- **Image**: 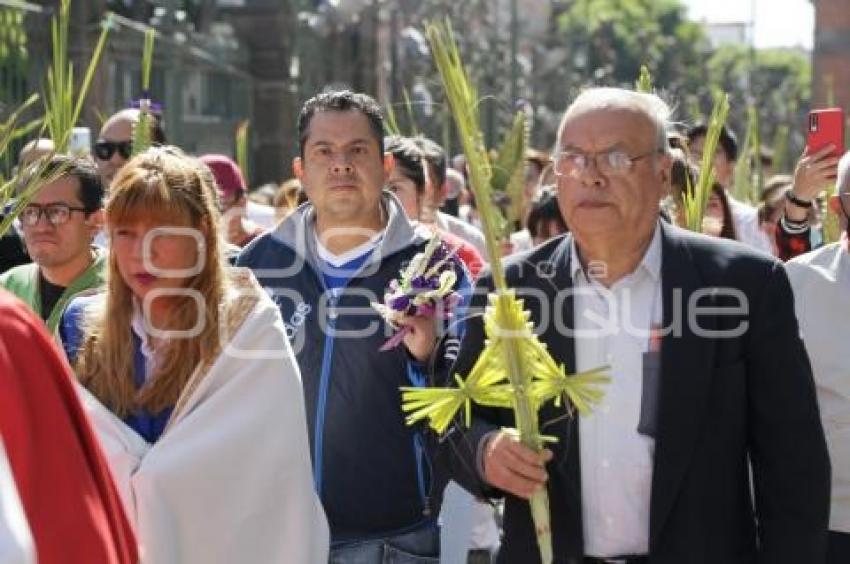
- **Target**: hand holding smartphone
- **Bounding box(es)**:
[800,108,845,186]
[806,108,845,159]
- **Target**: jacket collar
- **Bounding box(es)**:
[568,221,663,283]
[270,190,429,277]
[43,246,107,333]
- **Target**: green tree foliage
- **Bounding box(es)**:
[530,0,810,168]
[706,44,810,171]
[0,7,30,174]
[0,7,29,110]
[555,0,709,89]
[522,0,711,144]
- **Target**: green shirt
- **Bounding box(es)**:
[0,247,106,333]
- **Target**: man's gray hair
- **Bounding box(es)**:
[558,87,672,153]
[837,150,850,196]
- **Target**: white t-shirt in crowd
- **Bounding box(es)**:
[437,211,487,258]
[246,201,277,230]
[727,194,773,255]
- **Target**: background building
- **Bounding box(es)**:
[5,0,254,179]
[811,0,850,122]
[1,0,844,186]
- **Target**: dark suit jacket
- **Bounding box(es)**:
[445,223,830,564]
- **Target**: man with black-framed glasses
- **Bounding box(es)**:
[94,108,166,188]
[1,155,106,333]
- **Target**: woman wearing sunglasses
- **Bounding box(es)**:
[60,147,329,563]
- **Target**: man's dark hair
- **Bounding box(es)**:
[412,136,446,188]
[35,155,105,213]
[526,187,568,239]
[297,90,385,158]
[711,183,738,241]
[686,123,738,162]
[384,135,426,192]
[149,112,167,145]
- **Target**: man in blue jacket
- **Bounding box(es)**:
[238,90,469,563]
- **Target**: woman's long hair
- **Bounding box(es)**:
[670,155,737,241]
[76,147,228,417]
[711,184,738,241]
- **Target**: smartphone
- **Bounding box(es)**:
[68,127,92,158]
[806,108,845,158]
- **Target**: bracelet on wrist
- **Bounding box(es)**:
[780,215,810,234]
[785,190,813,209]
[783,215,808,227]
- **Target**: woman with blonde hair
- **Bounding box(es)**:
[60,147,328,564]
[273,177,307,222]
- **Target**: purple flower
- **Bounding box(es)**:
[390,295,411,312]
[411,276,439,290]
[375,236,464,351]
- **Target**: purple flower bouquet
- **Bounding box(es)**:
[372,235,463,351]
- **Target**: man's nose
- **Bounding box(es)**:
[578,156,606,187]
[330,154,355,175]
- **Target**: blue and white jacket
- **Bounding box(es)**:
[237,192,472,545]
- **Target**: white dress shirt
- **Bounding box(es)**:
[571,223,662,557]
[786,241,850,533]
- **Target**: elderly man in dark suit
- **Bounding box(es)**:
[447,87,830,564]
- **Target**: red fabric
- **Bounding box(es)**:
[775,221,811,262]
[0,290,138,564]
[199,154,246,198]
[436,229,484,280]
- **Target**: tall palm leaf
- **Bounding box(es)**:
[399,21,608,564]
[43,0,112,152]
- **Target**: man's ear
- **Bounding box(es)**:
[656,152,673,194]
[383,153,395,176]
[293,157,303,179]
[85,209,104,235]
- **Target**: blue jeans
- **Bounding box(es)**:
[329,526,440,564]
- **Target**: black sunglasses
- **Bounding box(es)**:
[94,140,133,161]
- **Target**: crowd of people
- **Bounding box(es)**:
[0,85,847,564]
